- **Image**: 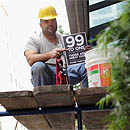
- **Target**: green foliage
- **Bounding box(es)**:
[57,25,70,35]
[73,83,81,90]
[96,0,130,129]
[75,120,87,130]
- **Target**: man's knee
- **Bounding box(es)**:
[31,62,46,73]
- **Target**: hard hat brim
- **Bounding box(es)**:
[38,15,57,20]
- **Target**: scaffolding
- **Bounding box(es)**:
[0,85,111,130]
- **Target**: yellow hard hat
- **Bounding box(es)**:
[38,5,57,20]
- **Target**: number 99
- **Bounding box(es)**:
[65,34,84,48]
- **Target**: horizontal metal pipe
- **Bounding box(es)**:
[0,106,112,117]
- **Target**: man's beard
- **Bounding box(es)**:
[43,26,57,36]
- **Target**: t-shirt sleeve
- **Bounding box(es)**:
[25,36,39,53]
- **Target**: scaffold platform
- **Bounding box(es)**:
[0,85,110,130]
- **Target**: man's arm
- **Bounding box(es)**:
[24,48,67,66]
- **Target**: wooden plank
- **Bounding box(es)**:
[15,115,51,130]
[0,91,37,109]
[46,113,75,130]
[82,110,110,130]
[75,87,107,106]
[33,85,75,130]
[75,87,109,130]
[0,91,51,130]
[33,85,74,107]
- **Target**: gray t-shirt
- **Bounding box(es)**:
[25,32,65,65]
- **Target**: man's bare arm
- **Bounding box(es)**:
[24,48,67,66]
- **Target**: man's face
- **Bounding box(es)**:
[40,19,57,36]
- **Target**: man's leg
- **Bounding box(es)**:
[31,62,56,87]
[67,63,88,88]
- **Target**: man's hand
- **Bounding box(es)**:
[50,48,67,59]
[85,45,92,52]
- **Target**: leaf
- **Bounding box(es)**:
[95,0,130,129]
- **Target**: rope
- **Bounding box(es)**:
[14,121,18,130]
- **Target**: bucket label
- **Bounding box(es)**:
[87,64,101,87]
[87,63,112,87]
[88,64,98,74]
[99,63,112,87]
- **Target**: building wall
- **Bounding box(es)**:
[0,2,30,130]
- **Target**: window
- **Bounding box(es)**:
[90,2,124,28]
[88,0,127,42]
[89,0,105,5]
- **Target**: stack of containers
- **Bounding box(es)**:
[85,48,112,87]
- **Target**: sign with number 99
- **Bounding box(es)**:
[63,32,87,65]
[65,34,84,48]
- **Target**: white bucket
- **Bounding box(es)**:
[85,48,112,87]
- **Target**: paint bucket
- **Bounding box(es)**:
[85,48,112,87]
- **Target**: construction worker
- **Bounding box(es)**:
[24,5,91,88]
